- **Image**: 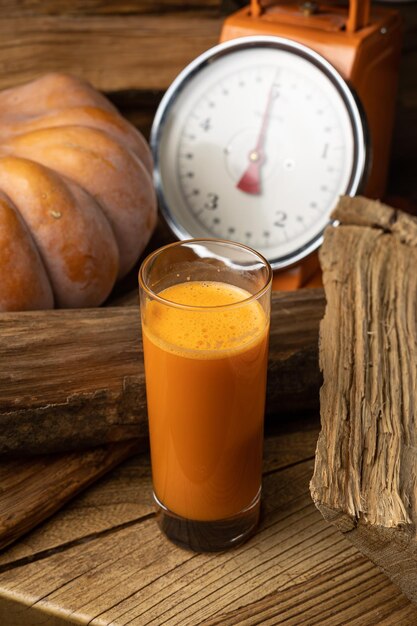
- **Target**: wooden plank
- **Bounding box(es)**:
[0,441,139,552]
[0,416,319,568]
[0,13,222,92]
[0,427,415,625]
[310,196,417,604]
[0,0,222,16]
[0,289,324,456]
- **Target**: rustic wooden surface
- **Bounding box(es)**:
[0,441,140,552]
[0,289,324,456]
[0,415,416,625]
[1,1,221,14]
[310,196,417,605]
[0,7,223,92]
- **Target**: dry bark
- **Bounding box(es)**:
[310,195,417,603]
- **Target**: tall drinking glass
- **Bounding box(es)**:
[139,239,272,552]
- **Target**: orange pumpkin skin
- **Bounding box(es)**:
[0,73,157,311]
[0,192,54,311]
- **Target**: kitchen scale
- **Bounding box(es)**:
[151,0,402,288]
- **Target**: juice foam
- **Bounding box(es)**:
[143,281,267,356]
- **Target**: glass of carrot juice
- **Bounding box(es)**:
[139,239,272,552]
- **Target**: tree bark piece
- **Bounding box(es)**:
[310,195,417,604]
[0,289,324,457]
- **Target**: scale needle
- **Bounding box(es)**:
[236,80,278,195]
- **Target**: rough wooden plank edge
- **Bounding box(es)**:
[332,195,417,245]
[0,289,324,456]
[310,195,417,604]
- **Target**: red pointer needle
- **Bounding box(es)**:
[236,81,277,195]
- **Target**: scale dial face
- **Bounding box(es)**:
[151,36,367,269]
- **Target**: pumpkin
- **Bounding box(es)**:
[0,73,157,311]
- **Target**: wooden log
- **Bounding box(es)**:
[0,289,324,456]
[310,196,417,604]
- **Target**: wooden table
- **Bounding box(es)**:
[0,414,416,626]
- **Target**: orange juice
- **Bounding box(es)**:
[142,280,269,522]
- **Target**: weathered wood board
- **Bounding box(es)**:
[1,1,222,14]
[0,289,324,456]
[0,417,416,625]
[0,10,222,92]
[310,196,417,604]
[0,440,139,552]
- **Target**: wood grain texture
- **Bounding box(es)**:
[0,416,318,568]
[0,418,416,626]
[310,196,417,604]
[0,289,324,456]
[0,307,148,455]
[0,0,221,16]
[0,12,221,92]
[0,440,140,552]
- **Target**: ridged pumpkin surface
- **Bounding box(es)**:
[0,73,157,311]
